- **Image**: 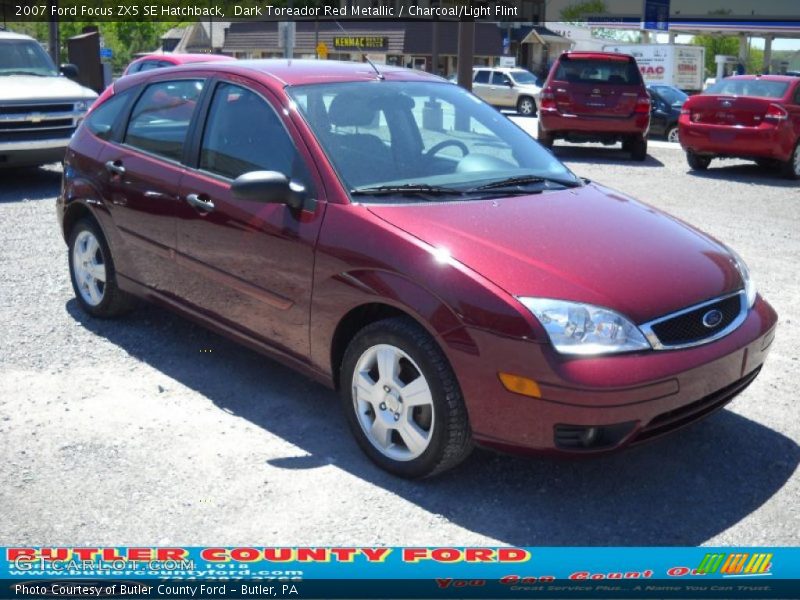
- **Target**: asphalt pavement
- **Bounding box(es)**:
[1,136,798,547]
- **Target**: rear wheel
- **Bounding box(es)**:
[666,126,680,144]
[68,218,135,318]
[340,317,472,478]
[687,151,711,171]
[780,142,800,180]
[629,137,648,161]
[516,95,536,116]
[537,123,554,149]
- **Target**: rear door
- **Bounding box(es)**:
[551,55,642,117]
[174,77,326,358]
[472,69,493,104]
[490,71,515,107]
[97,78,205,292]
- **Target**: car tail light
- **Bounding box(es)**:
[764,104,788,122]
[539,88,556,110]
[634,95,651,114]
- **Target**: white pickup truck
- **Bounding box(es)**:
[0,30,97,168]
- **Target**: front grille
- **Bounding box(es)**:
[0,128,75,143]
[633,367,761,443]
[649,294,742,347]
[0,118,73,131]
[0,103,74,115]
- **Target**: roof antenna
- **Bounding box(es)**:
[334,20,384,80]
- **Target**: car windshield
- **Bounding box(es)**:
[652,86,688,106]
[0,39,59,77]
[510,70,538,85]
[287,81,579,201]
[705,79,789,99]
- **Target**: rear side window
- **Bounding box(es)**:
[473,70,490,84]
[199,83,304,182]
[85,91,131,141]
[706,79,789,99]
[124,79,204,161]
[555,58,642,85]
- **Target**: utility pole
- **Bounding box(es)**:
[430,0,439,75]
[48,0,60,64]
[283,0,295,59]
[456,21,474,91]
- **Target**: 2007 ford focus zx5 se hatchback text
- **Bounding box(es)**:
[58,60,777,478]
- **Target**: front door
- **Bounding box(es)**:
[174,80,325,359]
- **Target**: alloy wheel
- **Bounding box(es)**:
[352,344,435,461]
[667,127,680,144]
[72,230,106,306]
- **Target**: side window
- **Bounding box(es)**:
[124,79,204,161]
[127,62,142,74]
[85,91,131,141]
[794,84,800,105]
[491,71,506,85]
[138,61,161,72]
[473,70,490,84]
[200,83,302,181]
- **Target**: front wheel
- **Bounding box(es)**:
[687,151,711,171]
[516,96,536,116]
[780,141,800,180]
[68,218,136,318]
[340,317,472,478]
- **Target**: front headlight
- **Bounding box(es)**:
[727,247,757,308]
[519,298,651,356]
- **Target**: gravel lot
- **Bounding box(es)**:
[1,134,798,547]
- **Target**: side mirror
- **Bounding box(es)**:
[60,63,80,80]
[504,79,514,87]
[231,171,311,211]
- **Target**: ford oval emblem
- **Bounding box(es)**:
[702,309,724,328]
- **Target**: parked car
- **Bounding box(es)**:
[679,75,800,179]
[122,53,235,77]
[538,51,651,160]
[0,30,97,168]
[648,84,688,143]
[59,60,776,478]
[471,67,543,116]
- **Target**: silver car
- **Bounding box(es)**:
[471,67,543,116]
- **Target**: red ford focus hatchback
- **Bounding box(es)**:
[680,75,800,178]
[58,60,777,478]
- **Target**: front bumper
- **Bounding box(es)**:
[0,138,70,167]
[453,296,777,454]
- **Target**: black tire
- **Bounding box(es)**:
[68,218,136,318]
[537,123,554,149]
[779,142,800,180]
[755,158,777,170]
[339,317,472,478]
[629,137,648,161]
[516,95,536,116]
[687,151,711,171]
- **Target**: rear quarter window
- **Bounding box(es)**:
[555,58,642,85]
[84,91,132,141]
[473,70,490,84]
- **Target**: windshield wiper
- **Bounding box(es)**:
[350,183,465,197]
[470,175,581,191]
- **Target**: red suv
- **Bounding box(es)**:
[538,51,651,160]
[58,60,776,478]
[679,75,800,179]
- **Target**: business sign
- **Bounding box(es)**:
[333,36,388,51]
[642,0,670,31]
[99,47,113,59]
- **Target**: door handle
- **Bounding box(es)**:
[105,160,125,176]
[186,193,215,213]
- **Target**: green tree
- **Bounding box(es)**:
[690,34,740,77]
[560,0,607,23]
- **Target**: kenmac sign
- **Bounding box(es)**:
[333,36,389,50]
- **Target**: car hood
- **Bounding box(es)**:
[367,183,742,324]
[0,75,97,101]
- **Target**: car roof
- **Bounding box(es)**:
[117,59,444,90]
[718,74,798,82]
[134,53,235,64]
